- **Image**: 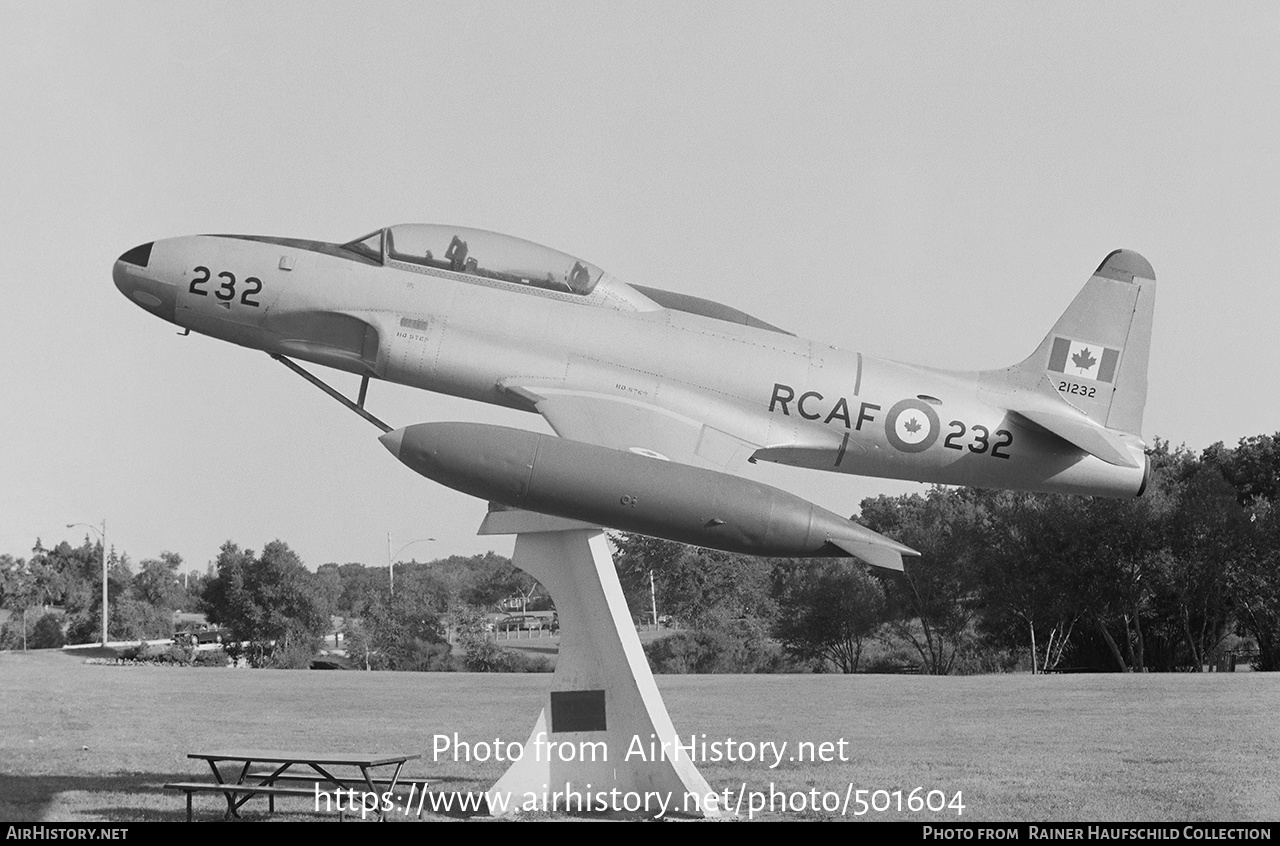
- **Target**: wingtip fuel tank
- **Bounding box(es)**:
[380,421,917,570]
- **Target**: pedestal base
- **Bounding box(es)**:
[481,515,722,818]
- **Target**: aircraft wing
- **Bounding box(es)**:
[500,383,761,473]
[497,381,917,570]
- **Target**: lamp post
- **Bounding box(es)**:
[650,569,658,630]
[387,534,436,596]
[67,519,107,646]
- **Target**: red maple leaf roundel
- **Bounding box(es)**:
[904,416,922,434]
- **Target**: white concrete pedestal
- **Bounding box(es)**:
[479,509,722,818]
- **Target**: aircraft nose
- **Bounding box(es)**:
[114,241,178,323]
[113,242,154,294]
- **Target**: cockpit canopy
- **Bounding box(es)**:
[342,224,605,296]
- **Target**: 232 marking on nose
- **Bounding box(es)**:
[189,266,262,307]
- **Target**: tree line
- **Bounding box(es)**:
[3,432,1277,674]
[0,535,541,670]
[615,434,1280,674]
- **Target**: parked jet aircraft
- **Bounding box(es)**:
[113,225,1155,570]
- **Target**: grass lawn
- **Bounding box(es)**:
[1,648,1277,822]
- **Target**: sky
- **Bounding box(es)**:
[3,2,1278,575]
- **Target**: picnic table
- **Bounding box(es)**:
[165,748,423,821]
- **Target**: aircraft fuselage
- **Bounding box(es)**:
[113,227,1151,502]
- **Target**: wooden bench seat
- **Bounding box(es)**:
[164,781,343,821]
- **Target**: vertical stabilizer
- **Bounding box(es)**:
[1004,250,1155,436]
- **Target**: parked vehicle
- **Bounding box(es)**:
[496,614,544,631]
[174,628,225,646]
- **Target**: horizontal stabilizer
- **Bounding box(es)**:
[828,534,919,572]
[1012,377,1140,468]
[1015,407,1139,468]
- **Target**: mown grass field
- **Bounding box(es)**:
[1,648,1277,822]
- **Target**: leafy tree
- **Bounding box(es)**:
[611,533,776,629]
[177,569,208,610]
[773,561,886,672]
[343,617,376,671]
[0,555,40,639]
[0,619,32,652]
[390,562,452,614]
[356,587,450,671]
[7,546,67,611]
[453,605,548,672]
[1205,433,1280,505]
[1160,460,1252,669]
[329,561,384,617]
[0,556,41,650]
[1194,435,1280,670]
[202,540,328,668]
[1067,458,1193,672]
[133,552,185,610]
[458,558,536,609]
[115,551,187,639]
[858,488,984,674]
[1237,499,1280,670]
[978,491,1088,673]
[315,563,344,619]
[322,554,532,626]
[62,545,144,643]
[454,606,509,671]
[43,538,112,625]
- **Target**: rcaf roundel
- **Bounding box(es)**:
[884,398,940,453]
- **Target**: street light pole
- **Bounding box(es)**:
[101,520,106,646]
[67,519,107,646]
[650,569,658,630]
[388,535,436,597]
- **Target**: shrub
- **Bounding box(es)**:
[0,622,18,651]
[193,649,228,667]
[643,624,801,674]
[951,644,1022,675]
[645,630,735,673]
[117,642,146,661]
[460,637,551,672]
[157,643,194,665]
[390,638,455,672]
[861,638,920,674]
[267,639,321,669]
[29,614,66,649]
